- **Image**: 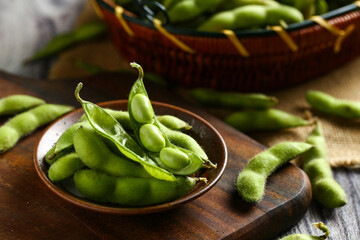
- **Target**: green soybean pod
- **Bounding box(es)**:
[197,5,267,32]
[75,83,176,182]
[237,141,312,202]
[73,127,152,178]
[74,169,199,206]
[157,115,192,131]
[280,222,329,240]
[190,88,278,109]
[0,104,73,152]
[306,90,360,118]
[225,109,309,132]
[0,95,45,116]
[48,152,85,182]
[158,122,208,161]
[265,4,304,26]
[220,0,280,11]
[302,122,346,208]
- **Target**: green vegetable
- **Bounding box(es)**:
[302,122,346,208]
[236,141,312,202]
[48,152,85,182]
[190,88,278,109]
[74,169,199,206]
[128,62,210,175]
[24,22,108,64]
[73,127,152,178]
[0,104,73,152]
[157,115,192,130]
[225,109,310,132]
[75,82,176,181]
[280,222,329,240]
[306,90,360,118]
[0,95,45,115]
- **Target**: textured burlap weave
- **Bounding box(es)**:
[49,2,360,168]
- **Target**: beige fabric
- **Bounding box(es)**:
[49,2,360,168]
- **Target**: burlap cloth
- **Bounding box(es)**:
[49,2,360,168]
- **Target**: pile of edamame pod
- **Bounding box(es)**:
[191,89,356,239]
[45,62,215,207]
[116,0,352,31]
[0,95,73,153]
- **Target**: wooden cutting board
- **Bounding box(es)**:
[0,71,311,240]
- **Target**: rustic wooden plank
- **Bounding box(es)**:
[0,71,311,239]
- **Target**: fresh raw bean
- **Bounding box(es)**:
[280,222,329,240]
[48,152,85,182]
[73,127,152,178]
[302,122,346,208]
[306,90,360,118]
[220,0,280,11]
[74,169,199,206]
[197,4,303,32]
[157,115,192,130]
[139,124,166,152]
[0,104,73,152]
[265,4,305,25]
[160,147,190,170]
[45,145,74,165]
[315,0,328,15]
[225,109,310,132]
[158,122,208,161]
[168,0,224,23]
[130,94,154,124]
[198,5,267,32]
[190,88,278,109]
[75,82,176,181]
[24,22,108,64]
[0,95,45,115]
[128,62,209,175]
[236,142,312,202]
[47,122,90,161]
[277,0,315,19]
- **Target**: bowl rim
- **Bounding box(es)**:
[98,0,359,38]
[33,100,227,215]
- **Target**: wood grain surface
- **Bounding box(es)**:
[0,71,311,240]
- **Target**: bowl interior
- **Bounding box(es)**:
[34,100,227,215]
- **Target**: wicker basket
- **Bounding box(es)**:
[94,0,360,92]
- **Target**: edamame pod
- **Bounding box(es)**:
[74,169,198,206]
[306,90,360,118]
[75,83,176,181]
[48,152,85,182]
[0,95,45,115]
[190,88,278,109]
[0,104,73,152]
[168,0,224,23]
[302,122,346,208]
[265,4,304,25]
[220,0,280,11]
[237,142,313,202]
[128,62,208,175]
[280,222,329,240]
[225,109,309,132]
[73,127,152,178]
[79,108,132,129]
[157,115,192,131]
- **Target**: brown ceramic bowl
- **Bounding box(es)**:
[34,100,227,215]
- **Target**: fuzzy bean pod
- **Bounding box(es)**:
[0,95,45,116]
[0,104,73,152]
[280,222,329,240]
[74,169,198,206]
[220,0,280,11]
[306,90,360,118]
[225,109,309,132]
[237,142,312,202]
[157,115,192,131]
[190,88,278,109]
[302,122,346,208]
[73,127,152,178]
[48,152,85,182]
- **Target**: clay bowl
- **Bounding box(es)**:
[34,100,227,215]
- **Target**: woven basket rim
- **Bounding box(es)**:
[97,0,359,38]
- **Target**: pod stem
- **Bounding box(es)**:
[203,160,217,169]
[130,62,144,80]
[312,222,329,239]
[75,82,84,103]
[197,177,208,184]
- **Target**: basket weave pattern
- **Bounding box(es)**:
[101,3,360,92]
